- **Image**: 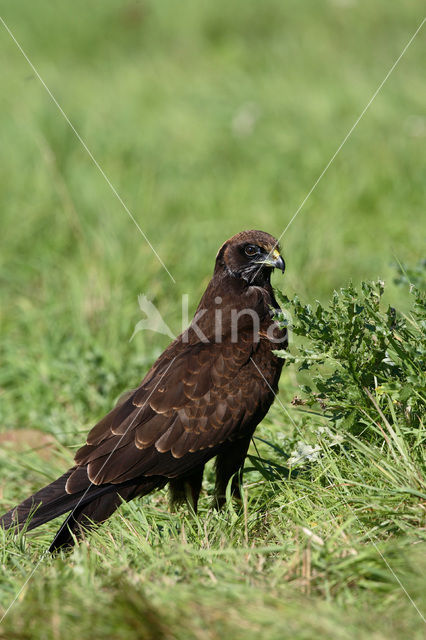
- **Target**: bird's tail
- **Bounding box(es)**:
[0,468,166,551]
[0,468,83,533]
[47,477,165,552]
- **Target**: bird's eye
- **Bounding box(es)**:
[244,245,259,256]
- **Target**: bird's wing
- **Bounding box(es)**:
[69,335,269,491]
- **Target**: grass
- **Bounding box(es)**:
[0,1,425,638]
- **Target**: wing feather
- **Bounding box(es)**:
[72,336,272,487]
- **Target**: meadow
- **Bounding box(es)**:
[0,1,425,638]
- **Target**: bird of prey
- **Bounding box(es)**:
[0,230,287,551]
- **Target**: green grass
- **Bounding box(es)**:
[0,1,425,638]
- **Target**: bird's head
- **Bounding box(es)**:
[215,230,285,286]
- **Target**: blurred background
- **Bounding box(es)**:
[1,0,424,436]
[1,0,425,439]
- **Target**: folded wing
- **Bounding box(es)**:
[69,335,266,492]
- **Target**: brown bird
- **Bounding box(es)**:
[0,230,287,551]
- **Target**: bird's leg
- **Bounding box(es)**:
[213,433,253,510]
[169,465,204,513]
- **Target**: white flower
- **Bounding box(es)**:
[288,441,321,467]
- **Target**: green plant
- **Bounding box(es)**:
[266,270,425,515]
[276,270,425,439]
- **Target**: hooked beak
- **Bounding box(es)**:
[256,248,286,273]
[273,254,286,273]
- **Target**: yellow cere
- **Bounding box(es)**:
[272,248,281,259]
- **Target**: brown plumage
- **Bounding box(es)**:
[0,230,287,551]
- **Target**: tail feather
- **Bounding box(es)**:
[0,467,116,533]
[0,469,78,532]
[0,468,167,551]
[49,477,166,551]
